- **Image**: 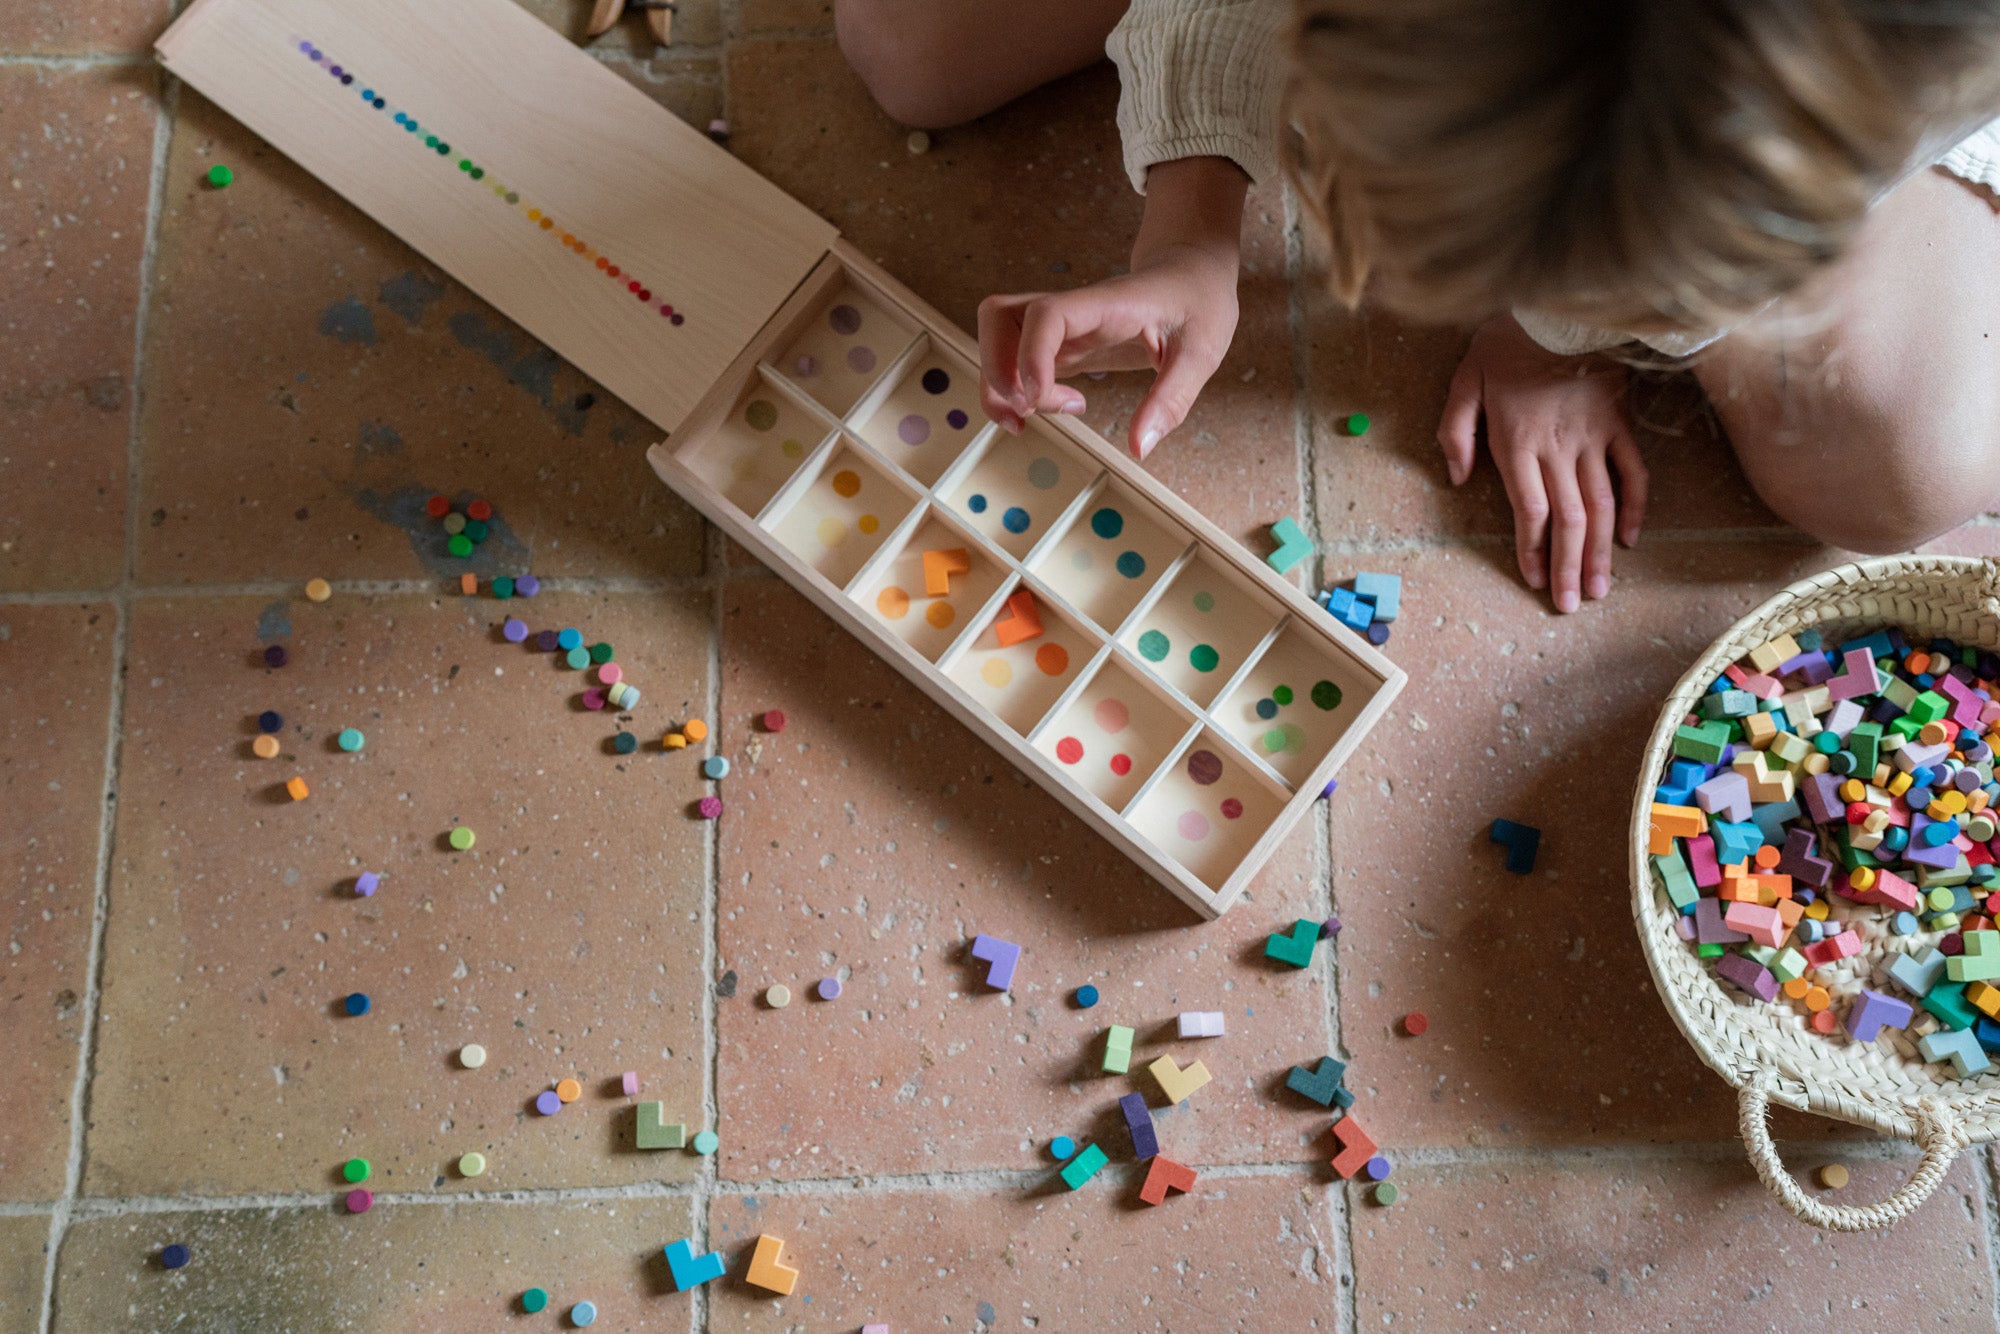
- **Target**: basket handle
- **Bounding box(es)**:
[1738,1074,1965,1231]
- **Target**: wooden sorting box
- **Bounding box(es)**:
[156,0,1404,917]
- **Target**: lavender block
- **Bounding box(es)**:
[1715,953,1779,1002]
[1801,773,1845,826]
[969,933,1021,990]
[1694,771,1752,824]
[1846,988,1915,1042]
[1696,897,1749,945]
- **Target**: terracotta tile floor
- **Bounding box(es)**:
[3,8,1998,1333]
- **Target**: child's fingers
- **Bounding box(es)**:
[1578,447,1617,602]
[1435,358,1482,486]
[1129,338,1223,461]
[1541,457,1586,614]
[1017,296,1109,414]
[975,292,1038,429]
[1608,430,1649,547]
[1492,439,1549,593]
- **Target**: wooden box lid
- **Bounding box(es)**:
[157,0,837,435]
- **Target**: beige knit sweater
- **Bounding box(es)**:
[1104,0,1288,193]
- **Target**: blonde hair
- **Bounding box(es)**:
[1282,0,2000,336]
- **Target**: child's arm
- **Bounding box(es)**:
[977,154,1246,459]
[978,0,1284,459]
[1437,314,1650,613]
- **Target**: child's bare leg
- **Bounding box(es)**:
[1695,168,2000,553]
[836,0,1130,128]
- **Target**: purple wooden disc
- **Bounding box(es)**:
[263,645,288,668]
[535,1090,562,1116]
[503,618,528,642]
[1364,1155,1392,1181]
[535,630,560,652]
[817,977,841,1001]
[515,575,540,597]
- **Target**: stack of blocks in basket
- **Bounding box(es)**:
[1648,624,2000,1077]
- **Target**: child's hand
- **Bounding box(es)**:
[1437,314,1648,612]
[976,240,1239,460]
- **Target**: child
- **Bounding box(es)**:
[837,0,2000,613]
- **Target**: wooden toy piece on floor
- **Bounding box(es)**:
[1817,1163,1850,1190]
[992,589,1044,647]
[663,1239,726,1291]
[1488,818,1540,874]
[1119,1091,1159,1160]
[286,776,309,801]
[1176,1011,1224,1038]
[1102,1025,1134,1075]
[1330,1113,1377,1179]
[1148,1054,1211,1105]
[1059,1142,1108,1189]
[1265,917,1319,968]
[745,1234,799,1296]
[969,933,1020,990]
[864,1327,890,1334]
[1285,1056,1348,1107]
[922,547,972,596]
[1352,571,1400,622]
[1139,1155,1198,1206]
[460,573,477,595]
[1265,517,1313,574]
[634,1101,685,1149]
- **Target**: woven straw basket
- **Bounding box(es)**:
[1632,555,2000,1231]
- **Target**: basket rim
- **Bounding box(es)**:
[1629,554,2000,1144]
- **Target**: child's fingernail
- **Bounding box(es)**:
[1136,428,1160,460]
[1588,575,1609,600]
[1555,589,1579,613]
[1018,377,1039,407]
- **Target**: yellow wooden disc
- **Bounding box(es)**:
[252,735,280,759]
[1818,1163,1849,1190]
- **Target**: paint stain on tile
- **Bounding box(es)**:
[445,312,590,436]
[317,295,378,347]
[377,270,446,326]
[352,484,530,577]
[357,421,404,456]
[255,601,291,643]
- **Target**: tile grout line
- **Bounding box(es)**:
[37,62,181,1331]
[0,1130,1944,1220]
[0,570,773,609]
[1279,175,1359,1334]
[692,524,728,1334]
[38,59,180,1334]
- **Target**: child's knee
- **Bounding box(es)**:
[1735,412,1988,555]
[834,0,962,127]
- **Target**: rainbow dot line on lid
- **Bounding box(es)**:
[297,39,686,327]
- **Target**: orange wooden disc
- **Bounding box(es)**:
[556,1078,581,1103]
[683,719,708,743]
[252,735,280,759]
[1753,846,1780,869]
